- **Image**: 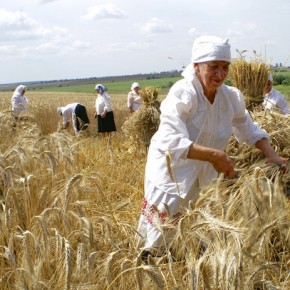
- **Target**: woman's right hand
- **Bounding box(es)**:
[187,143,236,178]
[209,150,236,178]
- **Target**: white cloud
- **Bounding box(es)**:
[82,4,127,21]
[187,27,206,38]
[0,9,37,31]
[38,0,59,3]
[70,40,91,49]
[226,22,265,41]
[0,44,17,54]
[0,9,69,41]
[103,41,156,53]
[142,17,173,34]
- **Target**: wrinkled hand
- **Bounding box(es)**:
[210,151,236,179]
[267,156,289,173]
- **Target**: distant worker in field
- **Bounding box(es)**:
[57,102,90,135]
[94,84,116,138]
[263,73,290,115]
[136,35,288,259]
[127,82,143,114]
[11,85,29,119]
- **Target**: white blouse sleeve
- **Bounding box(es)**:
[127,92,133,108]
[103,93,112,111]
[151,82,196,160]
[62,110,70,127]
[229,87,269,145]
[277,92,290,115]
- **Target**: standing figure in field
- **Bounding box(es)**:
[263,73,290,115]
[128,82,143,114]
[11,85,29,119]
[136,35,288,258]
[57,102,90,134]
[94,84,116,138]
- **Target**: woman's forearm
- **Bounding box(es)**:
[187,143,236,178]
[255,137,287,164]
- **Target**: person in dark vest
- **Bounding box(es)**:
[57,103,90,134]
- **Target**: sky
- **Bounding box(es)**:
[1,0,290,84]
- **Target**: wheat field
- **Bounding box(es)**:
[0,91,289,289]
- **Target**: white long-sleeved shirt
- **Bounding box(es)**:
[145,75,269,198]
[60,102,79,133]
[95,92,113,115]
[263,88,290,115]
[11,85,29,117]
[127,90,143,112]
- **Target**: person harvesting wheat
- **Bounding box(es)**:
[11,85,29,119]
[136,35,288,259]
[127,82,143,114]
[263,73,290,115]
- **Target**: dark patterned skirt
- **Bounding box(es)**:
[75,104,90,132]
[97,111,117,133]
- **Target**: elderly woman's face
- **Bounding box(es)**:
[264,80,272,94]
[195,61,230,91]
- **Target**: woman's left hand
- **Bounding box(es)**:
[255,138,288,167]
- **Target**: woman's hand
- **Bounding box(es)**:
[187,143,236,178]
[101,111,107,118]
[209,150,236,178]
[255,138,288,165]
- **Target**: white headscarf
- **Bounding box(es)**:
[191,36,231,63]
[12,85,27,97]
[131,82,140,90]
[95,84,106,94]
[182,36,231,81]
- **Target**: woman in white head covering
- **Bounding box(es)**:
[136,35,288,259]
[263,73,290,115]
[127,82,143,114]
[94,84,116,138]
[57,103,90,135]
[11,85,29,118]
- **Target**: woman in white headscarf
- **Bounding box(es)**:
[263,73,290,115]
[11,85,29,118]
[94,84,116,138]
[57,103,90,135]
[127,82,143,114]
[136,35,288,258]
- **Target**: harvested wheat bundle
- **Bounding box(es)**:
[171,159,290,289]
[229,56,270,111]
[141,87,160,108]
[122,87,161,151]
[226,109,290,171]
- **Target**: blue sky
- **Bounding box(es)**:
[1,0,290,84]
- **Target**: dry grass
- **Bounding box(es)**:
[0,91,289,289]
